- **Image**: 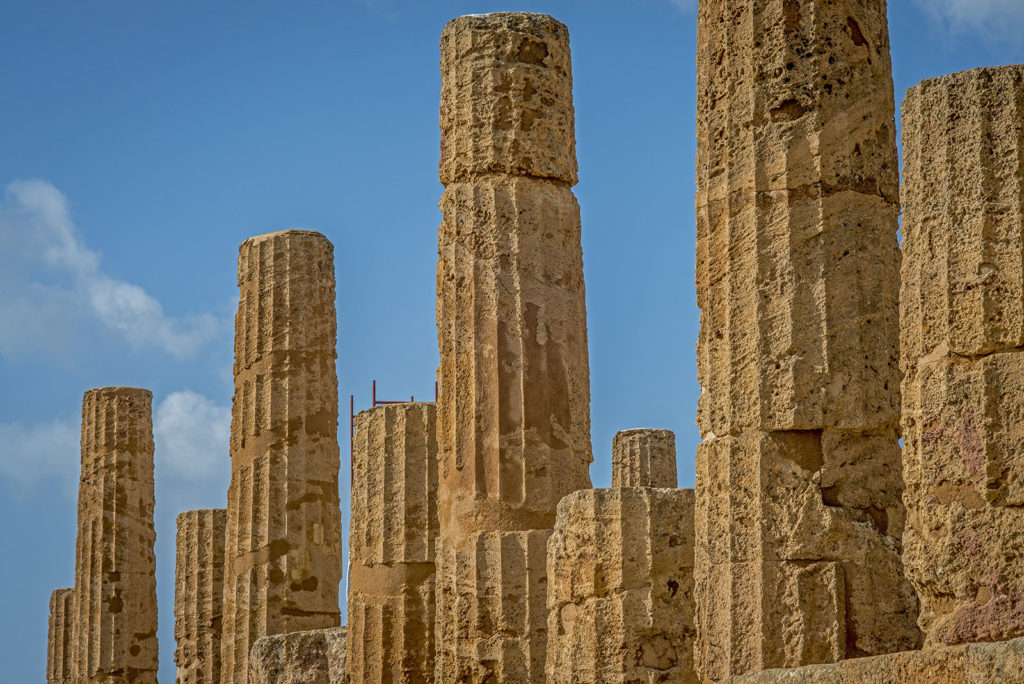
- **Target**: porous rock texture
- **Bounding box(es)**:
[347,402,437,682]
[47,588,74,684]
[435,12,592,681]
[72,386,159,683]
[222,230,342,683]
[901,64,1024,648]
[612,429,678,488]
[546,488,697,683]
[175,509,226,684]
[693,0,920,678]
[249,627,346,684]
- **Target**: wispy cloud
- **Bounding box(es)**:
[0,418,80,498]
[0,180,226,361]
[913,0,1024,45]
[669,0,694,11]
[154,390,230,480]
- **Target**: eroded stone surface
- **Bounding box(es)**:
[693,0,919,678]
[611,429,678,488]
[175,509,226,684]
[901,65,1024,648]
[249,627,346,684]
[72,387,159,684]
[546,488,696,683]
[222,230,342,683]
[347,402,437,682]
[47,588,74,684]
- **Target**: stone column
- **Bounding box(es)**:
[175,509,226,683]
[347,402,438,682]
[221,230,342,683]
[546,487,696,683]
[72,387,159,683]
[249,627,347,684]
[901,65,1024,648]
[435,12,592,681]
[693,1,920,678]
[47,588,74,684]
[612,428,678,488]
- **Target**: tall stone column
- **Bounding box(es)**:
[221,230,342,683]
[175,509,227,683]
[612,428,678,488]
[72,387,159,683]
[901,65,1024,648]
[347,402,438,682]
[435,12,592,681]
[693,1,920,678]
[47,588,74,684]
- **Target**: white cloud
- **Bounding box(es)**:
[0,180,225,361]
[0,418,80,497]
[669,0,694,11]
[154,390,231,480]
[913,0,1024,43]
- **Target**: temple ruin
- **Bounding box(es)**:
[42,6,1024,684]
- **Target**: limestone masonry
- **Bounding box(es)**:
[221,230,343,684]
[694,0,920,678]
[174,509,226,684]
[72,387,159,683]
[900,65,1024,649]
[40,7,1024,684]
[347,402,438,682]
[435,12,592,682]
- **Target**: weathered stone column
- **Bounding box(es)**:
[693,1,920,678]
[612,428,678,488]
[435,12,592,681]
[249,627,347,684]
[175,509,226,683]
[901,65,1024,648]
[347,402,437,681]
[221,230,342,683]
[72,387,159,683]
[546,487,696,683]
[47,588,74,684]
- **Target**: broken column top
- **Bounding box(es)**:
[239,228,329,248]
[80,386,153,481]
[440,11,576,185]
[612,428,677,488]
[906,63,1024,94]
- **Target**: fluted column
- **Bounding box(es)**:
[72,387,159,683]
[612,428,678,488]
[47,588,74,684]
[221,230,342,683]
[347,402,438,681]
[693,0,920,678]
[435,12,592,681]
[175,509,227,683]
[901,65,1024,648]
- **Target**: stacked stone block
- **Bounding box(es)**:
[693,0,920,678]
[47,588,74,684]
[249,627,347,684]
[175,509,227,683]
[221,230,342,683]
[347,402,438,681]
[612,428,678,488]
[435,12,592,681]
[72,386,159,683]
[901,65,1024,648]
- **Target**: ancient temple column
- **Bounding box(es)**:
[901,65,1024,648]
[221,230,342,683]
[612,428,678,488]
[72,387,159,683]
[693,1,920,678]
[47,588,74,684]
[546,487,696,683]
[175,509,226,683]
[347,402,438,682]
[435,12,592,681]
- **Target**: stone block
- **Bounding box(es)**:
[249,628,346,684]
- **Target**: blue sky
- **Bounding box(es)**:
[1,1,1021,681]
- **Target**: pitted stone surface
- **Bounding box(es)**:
[901,65,1024,648]
[611,429,678,488]
[222,230,342,683]
[174,509,226,684]
[47,588,74,684]
[546,488,696,683]
[72,386,159,684]
[249,627,346,684]
[693,0,919,678]
[347,402,437,682]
